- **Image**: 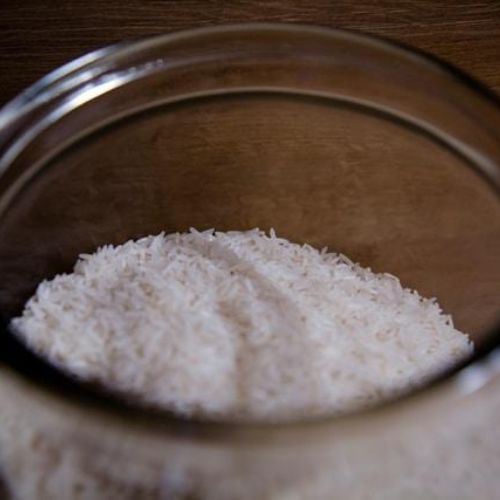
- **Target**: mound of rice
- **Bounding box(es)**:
[11,229,472,421]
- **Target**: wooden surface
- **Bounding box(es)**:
[0,1,500,106]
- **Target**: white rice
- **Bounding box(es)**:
[10,228,473,421]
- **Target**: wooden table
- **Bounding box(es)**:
[1,1,500,106]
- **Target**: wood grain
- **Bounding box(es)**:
[0,0,500,106]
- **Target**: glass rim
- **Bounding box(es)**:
[0,22,499,445]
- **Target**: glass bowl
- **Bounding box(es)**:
[0,23,499,499]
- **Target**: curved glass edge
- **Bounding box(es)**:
[1,23,500,131]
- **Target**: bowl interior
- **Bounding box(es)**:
[0,91,499,346]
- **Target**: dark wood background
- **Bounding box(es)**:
[1,1,500,106]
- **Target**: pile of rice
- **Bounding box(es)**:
[11,229,472,421]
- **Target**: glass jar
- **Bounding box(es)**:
[0,24,499,499]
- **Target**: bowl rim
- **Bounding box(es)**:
[0,22,499,445]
